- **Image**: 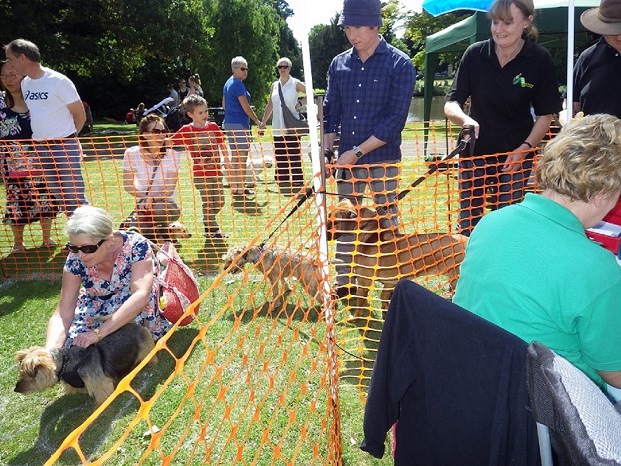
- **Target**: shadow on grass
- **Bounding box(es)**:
[7,327,198,465]
[0,246,65,281]
[189,238,230,274]
[0,276,62,320]
[228,298,323,325]
[232,196,267,216]
[335,305,385,392]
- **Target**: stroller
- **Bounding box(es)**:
[145,97,182,132]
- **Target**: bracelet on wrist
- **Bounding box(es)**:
[94,328,102,342]
[522,141,533,149]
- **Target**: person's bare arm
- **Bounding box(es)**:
[237,95,264,129]
[502,114,553,172]
[599,370,621,389]
[335,135,386,166]
[444,100,479,139]
[45,269,82,349]
[260,96,273,127]
[323,133,337,152]
[67,100,87,135]
[296,81,307,107]
[123,165,141,197]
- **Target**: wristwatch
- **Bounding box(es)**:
[352,145,364,159]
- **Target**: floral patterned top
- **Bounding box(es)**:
[0,92,31,139]
[0,92,41,178]
[64,230,171,347]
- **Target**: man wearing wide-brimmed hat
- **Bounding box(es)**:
[573,0,621,118]
[322,0,416,300]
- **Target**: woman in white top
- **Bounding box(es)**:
[260,57,306,193]
[122,114,181,239]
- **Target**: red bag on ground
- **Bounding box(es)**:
[156,241,200,326]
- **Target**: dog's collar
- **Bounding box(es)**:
[250,244,265,264]
[56,351,86,388]
[56,353,68,381]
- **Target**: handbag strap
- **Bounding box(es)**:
[278,82,305,124]
[143,151,165,202]
[277,82,288,113]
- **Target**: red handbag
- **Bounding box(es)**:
[155,241,200,326]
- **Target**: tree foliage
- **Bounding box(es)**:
[308,15,350,91]
[0,0,454,117]
[0,0,294,117]
[402,10,471,72]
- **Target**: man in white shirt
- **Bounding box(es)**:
[4,38,88,214]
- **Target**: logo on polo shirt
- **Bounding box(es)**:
[24,90,49,100]
[512,73,534,89]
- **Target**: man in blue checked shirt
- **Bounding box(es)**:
[323,0,416,299]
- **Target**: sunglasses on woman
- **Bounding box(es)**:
[277,65,289,69]
[65,238,106,254]
[148,128,166,134]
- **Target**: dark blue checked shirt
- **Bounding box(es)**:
[323,36,416,164]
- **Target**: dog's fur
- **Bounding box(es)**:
[166,221,191,241]
[154,221,191,244]
[127,221,190,244]
[327,199,468,310]
[223,243,323,303]
[14,323,155,407]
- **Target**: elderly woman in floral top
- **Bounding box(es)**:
[45,206,171,349]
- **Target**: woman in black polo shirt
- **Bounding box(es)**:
[444,0,561,236]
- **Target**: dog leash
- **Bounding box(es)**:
[259,185,315,247]
[257,126,473,264]
[319,125,475,203]
[396,124,475,202]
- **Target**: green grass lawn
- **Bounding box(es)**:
[0,124,462,464]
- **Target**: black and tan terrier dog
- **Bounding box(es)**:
[14,323,156,407]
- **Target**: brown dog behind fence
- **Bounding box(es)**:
[327,199,468,315]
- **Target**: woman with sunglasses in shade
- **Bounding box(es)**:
[44,205,171,350]
[122,114,181,241]
[260,57,306,194]
[0,59,58,253]
[222,56,265,197]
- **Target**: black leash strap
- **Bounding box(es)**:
[260,186,315,247]
[259,125,474,246]
[397,124,475,201]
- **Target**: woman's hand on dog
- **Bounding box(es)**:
[73,330,99,348]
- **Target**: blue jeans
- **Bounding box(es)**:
[38,138,88,214]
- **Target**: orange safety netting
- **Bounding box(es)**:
[0,122,550,464]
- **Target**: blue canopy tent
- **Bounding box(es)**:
[421,0,599,129]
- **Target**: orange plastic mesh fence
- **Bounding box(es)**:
[1,123,549,463]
